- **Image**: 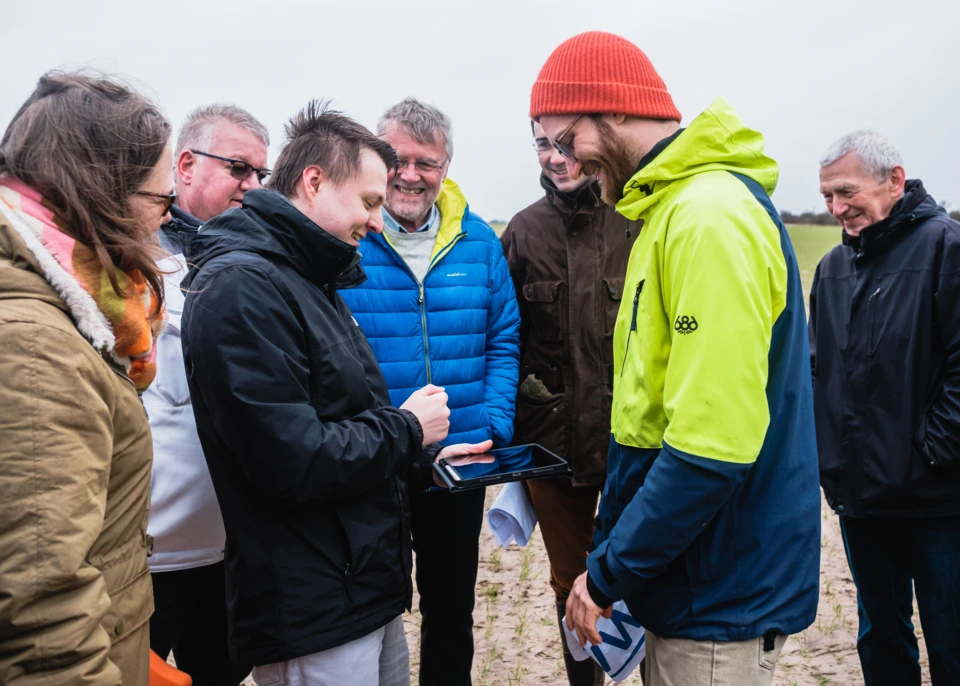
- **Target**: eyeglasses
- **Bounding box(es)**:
[552,114,584,161]
[533,138,553,154]
[394,155,447,175]
[136,190,177,214]
[192,150,272,184]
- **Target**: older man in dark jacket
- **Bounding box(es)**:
[810,130,960,686]
[180,101,489,686]
[500,120,640,686]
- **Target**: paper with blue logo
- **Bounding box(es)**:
[562,601,645,682]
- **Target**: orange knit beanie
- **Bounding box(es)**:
[530,32,681,122]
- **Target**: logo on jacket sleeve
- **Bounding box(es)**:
[674,315,698,335]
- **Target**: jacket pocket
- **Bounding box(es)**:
[514,390,568,458]
[602,277,624,338]
[522,280,565,342]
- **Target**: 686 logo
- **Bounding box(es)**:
[674,315,698,335]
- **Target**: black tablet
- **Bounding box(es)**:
[433,444,571,492]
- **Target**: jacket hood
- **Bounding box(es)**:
[616,96,780,220]
[842,179,944,255]
[182,188,363,290]
[0,201,117,354]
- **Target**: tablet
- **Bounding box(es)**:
[433,444,571,492]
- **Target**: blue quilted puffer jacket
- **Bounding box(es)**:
[341,179,521,446]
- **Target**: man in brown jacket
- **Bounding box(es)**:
[500,121,639,686]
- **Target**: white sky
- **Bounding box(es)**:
[2,0,958,220]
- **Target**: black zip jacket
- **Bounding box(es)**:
[809,180,960,519]
[180,188,429,666]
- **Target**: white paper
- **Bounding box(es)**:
[562,601,646,683]
[485,481,537,547]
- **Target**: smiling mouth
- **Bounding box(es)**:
[395,185,424,197]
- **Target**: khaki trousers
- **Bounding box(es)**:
[645,631,787,686]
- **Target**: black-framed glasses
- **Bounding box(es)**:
[553,113,584,161]
[136,190,177,214]
[394,155,447,175]
[192,150,272,184]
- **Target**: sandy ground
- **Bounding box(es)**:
[238,485,931,686]
[402,486,932,686]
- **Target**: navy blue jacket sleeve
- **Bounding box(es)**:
[586,443,751,607]
[183,264,422,505]
[483,232,521,448]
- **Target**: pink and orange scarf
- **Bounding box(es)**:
[0,176,162,391]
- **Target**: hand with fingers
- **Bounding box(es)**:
[400,384,451,445]
[566,571,613,647]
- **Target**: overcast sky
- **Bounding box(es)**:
[2,0,958,220]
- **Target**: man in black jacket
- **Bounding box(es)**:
[810,130,960,686]
[180,101,490,686]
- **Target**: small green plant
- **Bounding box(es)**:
[489,547,502,574]
[507,661,528,686]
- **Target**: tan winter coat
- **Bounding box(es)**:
[0,205,153,684]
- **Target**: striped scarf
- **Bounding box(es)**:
[0,176,162,391]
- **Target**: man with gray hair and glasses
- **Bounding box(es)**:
[142,103,269,685]
[340,98,520,685]
[810,130,960,685]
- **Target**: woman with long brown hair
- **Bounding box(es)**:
[0,71,172,684]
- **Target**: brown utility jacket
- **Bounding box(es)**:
[501,177,640,485]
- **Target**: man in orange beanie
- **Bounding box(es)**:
[531,31,821,685]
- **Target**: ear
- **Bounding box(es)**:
[441,160,450,184]
[176,149,195,185]
[299,165,327,201]
[607,113,628,126]
[888,165,906,196]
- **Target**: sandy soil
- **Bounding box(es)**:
[402,486,932,686]
[238,486,931,685]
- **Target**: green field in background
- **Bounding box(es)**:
[490,221,840,299]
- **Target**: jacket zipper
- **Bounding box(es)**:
[382,231,467,387]
[620,280,644,379]
[419,283,432,384]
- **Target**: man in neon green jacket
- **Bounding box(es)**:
[531,32,821,685]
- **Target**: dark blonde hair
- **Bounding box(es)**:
[0,71,171,315]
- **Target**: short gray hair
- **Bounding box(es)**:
[175,103,270,156]
[377,97,453,160]
[819,130,903,181]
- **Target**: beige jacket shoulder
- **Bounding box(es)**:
[0,206,153,685]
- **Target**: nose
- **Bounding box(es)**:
[566,158,584,180]
[161,209,172,226]
[398,162,420,183]
[240,171,261,191]
[368,210,384,234]
[548,147,566,168]
[830,199,847,217]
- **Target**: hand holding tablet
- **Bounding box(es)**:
[433,444,572,491]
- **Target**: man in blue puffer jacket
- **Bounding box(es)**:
[340,97,520,686]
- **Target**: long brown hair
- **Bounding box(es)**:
[0,71,171,315]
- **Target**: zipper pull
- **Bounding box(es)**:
[869,287,880,302]
[631,281,644,332]
[418,284,425,304]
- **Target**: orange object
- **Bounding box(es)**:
[149,650,192,686]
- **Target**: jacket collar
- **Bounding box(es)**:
[540,173,602,220]
[186,189,364,290]
[843,180,943,257]
[159,204,202,255]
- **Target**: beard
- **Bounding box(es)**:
[589,118,642,207]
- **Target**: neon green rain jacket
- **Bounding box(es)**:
[585,98,821,641]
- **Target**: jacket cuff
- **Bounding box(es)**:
[399,408,424,446]
[586,572,615,610]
